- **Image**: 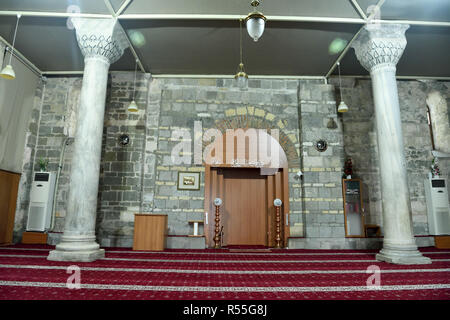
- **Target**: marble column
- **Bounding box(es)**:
[48,18,128,262]
[352,24,431,264]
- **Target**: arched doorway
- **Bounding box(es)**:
[203,129,290,248]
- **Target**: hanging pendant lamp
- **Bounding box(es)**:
[245,0,266,42]
[234,19,248,90]
[337,62,348,113]
[128,59,139,112]
[1,14,21,79]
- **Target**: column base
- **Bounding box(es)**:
[47,235,105,262]
[376,248,431,265]
[47,248,105,262]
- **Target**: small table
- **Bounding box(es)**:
[188,220,204,237]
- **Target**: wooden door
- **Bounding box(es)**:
[222,168,267,246]
[203,128,291,248]
[0,170,20,244]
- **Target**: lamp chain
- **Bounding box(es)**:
[337,61,343,102]
[239,18,243,65]
[9,14,21,65]
[133,59,137,100]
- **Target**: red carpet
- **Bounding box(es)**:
[0,244,449,300]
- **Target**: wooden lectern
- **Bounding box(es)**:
[133,214,167,251]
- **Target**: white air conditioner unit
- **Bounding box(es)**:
[26,172,56,232]
[424,178,450,235]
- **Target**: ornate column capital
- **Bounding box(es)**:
[352,24,410,72]
[72,18,129,65]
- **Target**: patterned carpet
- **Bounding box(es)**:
[0,244,449,300]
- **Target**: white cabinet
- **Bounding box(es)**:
[424,178,450,235]
[26,172,56,232]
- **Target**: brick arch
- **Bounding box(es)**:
[203,108,300,168]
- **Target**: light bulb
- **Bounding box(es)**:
[236,75,248,90]
[338,101,349,113]
[246,16,265,42]
[128,100,138,112]
[0,64,15,79]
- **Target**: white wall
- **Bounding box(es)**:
[0,53,39,173]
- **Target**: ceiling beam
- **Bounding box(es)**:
[117,13,366,24]
[116,0,133,17]
[324,0,386,79]
[151,74,328,81]
[0,9,147,73]
[1,10,447,27]
[103,0,117,17]
[330,75,450,81]
[324,27,363,78]
[349,0,368,20]
[371,19,450,27]
[41,71,450,82]
[0,11,111,19]
[102,0,146,73]
[121,32,146,73]
[41,71,327,81]
[0,35,42,76]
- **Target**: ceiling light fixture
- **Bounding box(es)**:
[128,59,139,112]
[1,14,21,80]
[337,61,348,113]
[245,0,266,42]
[234,19,248,90]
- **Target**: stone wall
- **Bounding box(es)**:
[13,77,45,241]
[97,72,151,247]
[13,73,449,249]
[330,78,450,238]
[149,77,302,248]
[289,81,348,249]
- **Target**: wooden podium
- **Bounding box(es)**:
[133,214,167,251]
[22,232,48,244]
[435,235,450,249]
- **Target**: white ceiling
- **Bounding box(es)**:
[0,0,448,78]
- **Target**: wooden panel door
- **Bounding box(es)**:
[0,170,20,244]
[222,168,267,246]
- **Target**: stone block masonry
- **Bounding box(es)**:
[294,81,346,246]
[13,77,46,242]
[97,72,151,247]
[151,78,302,248]
[14,77,84,243]
[330,78,449,241]
[13,72,448,249]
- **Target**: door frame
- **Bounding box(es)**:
[204,164,289,248]
[203,127,290,248]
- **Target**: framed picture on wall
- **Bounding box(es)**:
[177,171,200,190]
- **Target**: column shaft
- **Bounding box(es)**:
[47,18,128,262]
[352,24,430,264]
[371,66,423,259]
[48,57,109,261]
